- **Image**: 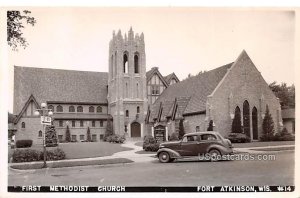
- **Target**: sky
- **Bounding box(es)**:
[7,7,295,112]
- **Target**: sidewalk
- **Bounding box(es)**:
[234,144,295,154]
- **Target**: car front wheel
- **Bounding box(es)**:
[158,151,170,163]
[208,149,221,162]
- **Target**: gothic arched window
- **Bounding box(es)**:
[57,105,63,112]
[243,100,250,137]
[134,53,139,73]
[97,106,102,113]
[89,106,95,113]
[126,110,129,117]
[21,122,25,128]
[137,106,140,114]
[77,106,83,112]
[48,105,54,112]
[123,53,128,73]
[111,54,114,78]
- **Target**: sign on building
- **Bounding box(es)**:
[154,125,166,142]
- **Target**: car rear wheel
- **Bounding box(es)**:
[158,152,170,163]
[208,149,221,162]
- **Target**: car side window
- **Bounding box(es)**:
[187,135,198,142]
[182,136,187,142]
[201,134,217,141]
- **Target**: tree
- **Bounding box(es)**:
[178,119,185,139]
[269,81,295,109]
[7,10,36,50]
[207,120,214,131]
[104,119,113,140]
[261,105,275,141]
[232,112,242,133]
[45,125,58,147]
[65,125,71,142]
[87,127,91,142]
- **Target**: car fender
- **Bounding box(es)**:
[206,144,229,155]
[157,148,182,159]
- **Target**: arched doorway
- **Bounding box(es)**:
[243,100,250,138]
[131,122,141,137]
[252,107,258,140]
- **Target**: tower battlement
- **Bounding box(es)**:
[109,27,144,50]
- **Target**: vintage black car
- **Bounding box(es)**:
[157,131,233,163]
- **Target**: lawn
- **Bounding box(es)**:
[58,142,133,159]
[8,142,133,161]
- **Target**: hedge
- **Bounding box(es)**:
[104,134,126,143]
[12,148,66,163]
[16,140,33,148]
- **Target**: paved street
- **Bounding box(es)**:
[8,151,294,186]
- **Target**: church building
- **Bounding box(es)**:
[146,50,283,141]
[12,28,281,145]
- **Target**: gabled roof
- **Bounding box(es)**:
[152,62,233,116]
[164,72,180,85]
[146,67,169,87]
[281,108,295,119]
[148,96,190,122]
[15,94,40,123]
[14,66,108,115]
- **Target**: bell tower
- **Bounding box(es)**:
[108,27,147,137]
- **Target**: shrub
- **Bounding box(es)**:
[143,135,160,152]
[16,139,33,148]
[40,148,66,161]
[207,120,214,131]
[273,128,295,141]
[12,148,66,163]
[226,133,251,143]
[12,149,41,163]
[87,127,91,142]
[232,110,243,133]
[178,119,185,139]
[65,125,71,142]
[260,105,275,141]
[169,132,179,141]
[105,134,126,144]
[104,119,113,141]
[45,125,58,147]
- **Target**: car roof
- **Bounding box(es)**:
[183,131,220,136]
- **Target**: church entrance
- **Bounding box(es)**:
[131,122,141,137]
[252,107,258,140]
[243,100,250,138]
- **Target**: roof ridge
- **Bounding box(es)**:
[180,62,233,83]
[14,65,109,74]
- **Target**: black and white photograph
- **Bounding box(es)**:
[0,3,299,198]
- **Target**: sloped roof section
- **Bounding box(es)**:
[164,72,180,85]
[146,67,169,87]
[153,62,233,115]
[14,66,108,114]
